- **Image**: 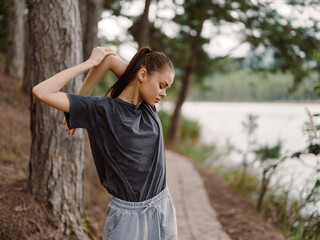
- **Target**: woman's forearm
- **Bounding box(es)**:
[109,55,128,79]
[78,55,128,95]
[77,67,101,95]
[77,57,112,95]
[33,60,95,98]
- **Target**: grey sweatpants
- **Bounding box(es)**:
[103,185,178,240]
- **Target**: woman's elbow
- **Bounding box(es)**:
[99,54,114,69]
[32,85,44,100]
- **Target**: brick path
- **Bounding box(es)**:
[166,150,231,240]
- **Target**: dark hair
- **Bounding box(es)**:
[105,47,174,98]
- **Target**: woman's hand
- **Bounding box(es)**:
[63,116,76,135]
[86,47,116,68]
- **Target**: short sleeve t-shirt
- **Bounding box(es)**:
[64,94,166,202]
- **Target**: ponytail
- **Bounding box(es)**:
[105,47,173,98]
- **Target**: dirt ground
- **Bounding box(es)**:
[0,66,286,239]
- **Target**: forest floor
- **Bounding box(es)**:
[0,64,285,239]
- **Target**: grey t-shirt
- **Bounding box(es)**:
[64,94,166,202]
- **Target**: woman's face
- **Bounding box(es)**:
[139,67,174,106]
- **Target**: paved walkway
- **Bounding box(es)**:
[166,150,231,240]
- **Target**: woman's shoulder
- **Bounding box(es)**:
[96,96,133,111]
[95,96,114,107]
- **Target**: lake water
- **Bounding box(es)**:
[159,101,320,202]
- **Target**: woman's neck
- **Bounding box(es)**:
[117,79,143,106]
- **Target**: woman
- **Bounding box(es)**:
[32,46,178,240]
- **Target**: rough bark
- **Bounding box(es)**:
[79,0,102,61]
[22,9,31,93]
[167,51,195,147]
[137,0,151,48]
[27,1,89,239]
[5,0,25,79]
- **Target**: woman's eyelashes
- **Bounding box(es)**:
[159,82,168,90]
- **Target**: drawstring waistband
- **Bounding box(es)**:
[111,185,169,211]
[141,201,161,214]
[141,202,161,239]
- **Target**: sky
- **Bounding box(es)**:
[98,0,320,62]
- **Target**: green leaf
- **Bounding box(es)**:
[308,144,320,155]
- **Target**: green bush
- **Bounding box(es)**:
[91,72,118,97]
[181,117,200,144]
[157,110,171,141]
[158,110,200,145]
[179,143,215,164]
[262,189,320,240]
[215,165,260,200]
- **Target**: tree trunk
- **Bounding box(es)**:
[79,0,102,61]
[27,1,89,239]
[167,50,195,148]
[5,0,25,79]
[22,8,30,93]
[137,0,151,48]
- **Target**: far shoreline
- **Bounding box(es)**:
[183,99,320,104]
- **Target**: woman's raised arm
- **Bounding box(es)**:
[32,47,115,112]
[63,49,128,135]
[78,54,128,95]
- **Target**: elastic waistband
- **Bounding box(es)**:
[111,186,170,211]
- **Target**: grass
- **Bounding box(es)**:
[214,165,260,200]
[1,135,20,165]
[6,79,22,105]
[179,143,215,164]
[158,110,201,145]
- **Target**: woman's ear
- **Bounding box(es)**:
[138,68,147,83]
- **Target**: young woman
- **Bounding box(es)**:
[32,46,178,240]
